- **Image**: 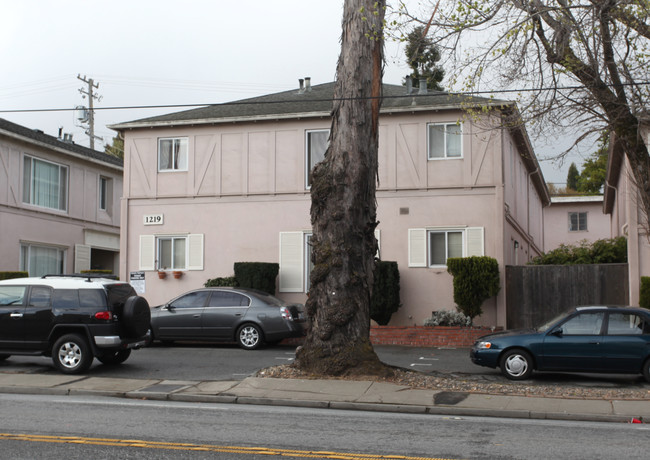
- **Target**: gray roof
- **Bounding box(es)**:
[111,82,506,130]
[0,117,122,169]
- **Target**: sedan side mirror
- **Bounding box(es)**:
[551,328,563,337]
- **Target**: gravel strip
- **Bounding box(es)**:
[257,365,650,401]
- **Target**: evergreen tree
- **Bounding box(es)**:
[566,163,579,191]
[404,26,444,91]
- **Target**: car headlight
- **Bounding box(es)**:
[476,341,492,349]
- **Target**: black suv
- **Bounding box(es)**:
[0,275,151,374]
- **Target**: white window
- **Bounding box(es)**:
[158,137,188,171]
[139,234,204,271]
[568,212,587,232]
[99,176,112,211]
[20,243,65,277]
[305,130,329,188]
[427,123,462,159]
[22,155,68,211]
[408,227,484,267]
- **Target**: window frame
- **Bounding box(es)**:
[158,137,189,172]
[22,155,69,212]
[157,235,188,271]
[99,176,109,211]
[305,129,330,188]
[427,122,463,160]
[568,211,588,232]
[20,243,66,277]
[428,229,464,267]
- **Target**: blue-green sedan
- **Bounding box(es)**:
[470,306,650,381]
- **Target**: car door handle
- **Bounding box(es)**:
[10,313,23,318]
[234,313,243,317]
[193,314,201,318]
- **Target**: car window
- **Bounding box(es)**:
[28,286,52,308]
[0,286,26,306]
[208,291,250,307]
[559,312,604,335]
[170,291,210,309]
[607,313,650,335]
[79,289,108,309]
[52,289,80,310]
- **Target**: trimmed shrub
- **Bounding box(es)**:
[530,237,627,265]
[0,271,28,280]
[204,276,238,287]
[370,261,401,325]
[447,256,500,321]
[641,277,650,310]
[81,269,113,275]
[424,310,472,327]
[233,262,279,295]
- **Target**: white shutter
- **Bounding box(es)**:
[279,232,304,292]
[408,228,427,267]
[139,235,155,271]
[374,228,381,259]
[187,234,204,270]
[74,244,91,273]
[466,227,485,256]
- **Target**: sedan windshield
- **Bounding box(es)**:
[536,309,574,332]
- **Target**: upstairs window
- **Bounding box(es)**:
[158,137,188,171]
[427,123,462,159]
[305,130,329,188]
[23,155,68,211]
[99,176,112,211]
[568,212,587,232]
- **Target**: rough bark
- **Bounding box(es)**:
[293,0,391,377]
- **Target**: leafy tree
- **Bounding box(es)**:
[404,26,444,91]
[577,137,609,194]
[104,135,124,160]
[566,163,580,191]
[396,0,650,232]
[294,0,390,377]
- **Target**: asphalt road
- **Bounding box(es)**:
[3,342,647,390]
[1,393,648,460]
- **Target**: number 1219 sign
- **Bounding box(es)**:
[143,214,163,225]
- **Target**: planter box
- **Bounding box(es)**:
[282,326,498,348]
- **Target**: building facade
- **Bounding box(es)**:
[111,81,549,328]
[0,118,122,276]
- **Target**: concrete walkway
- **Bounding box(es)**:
[0,373,648,423]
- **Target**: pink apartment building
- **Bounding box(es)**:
[0,118,122,276]
[543,195,612,251]
[111,80,550,328]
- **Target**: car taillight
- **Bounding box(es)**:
[95,311,112,320]
[280,307,293,321]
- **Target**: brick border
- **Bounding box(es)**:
[283,326,498,348]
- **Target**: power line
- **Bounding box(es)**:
[1,81,649,115]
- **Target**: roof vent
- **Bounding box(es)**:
[298,78,305,94]
[305,77,312,92]
[405,75,413,95]
[418,79,428,95]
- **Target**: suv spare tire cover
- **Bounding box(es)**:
[122,296,151,338]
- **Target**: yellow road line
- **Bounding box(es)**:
[0,433,454,460]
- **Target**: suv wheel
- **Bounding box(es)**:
[52,334,93,374]
[97,349,131,365]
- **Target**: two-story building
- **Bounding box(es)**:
[111,80,550,328]
[0,118,122,276]
[543,195,612,250]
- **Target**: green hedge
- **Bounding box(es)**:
[641,277,650,310]
[447,256,500,321]
[0,271,28,280]
[204,276,238,288]
[530,237,627,265]
[234,262,279,295]
[370,261,401,325]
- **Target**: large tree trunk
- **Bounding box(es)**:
[293,0,391,377]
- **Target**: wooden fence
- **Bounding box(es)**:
[505,263,629,329]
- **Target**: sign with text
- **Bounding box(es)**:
[143,214,163,225]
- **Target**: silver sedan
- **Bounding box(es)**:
[149,287,306,350]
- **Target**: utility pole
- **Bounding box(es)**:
[77,74,101,150]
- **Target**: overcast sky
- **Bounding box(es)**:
[0,0,585,184]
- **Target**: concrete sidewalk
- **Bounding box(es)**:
[0,373,648,423]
